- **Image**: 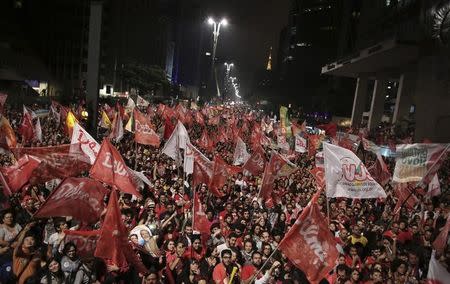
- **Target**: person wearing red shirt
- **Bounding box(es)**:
[186,235,205,261]
[241,251,264,284]
[212,249,238,284]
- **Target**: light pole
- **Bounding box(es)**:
[223,62,234,99]
[208,17,228,97]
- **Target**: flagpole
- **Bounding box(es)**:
[134,142,138,170]
[326,197,330,226]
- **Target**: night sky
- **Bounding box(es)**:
[203,0,290,75]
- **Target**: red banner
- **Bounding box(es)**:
[243,145,267,176]
[34,177,107,224]
[309,167,325,191]
[209,156,241,197]
[95,190,148,274]
[260,152,296,200]
[197,129,214,152]
[65,230,100,257]
[11,144,90,184]
[0,155,41,194]
[193,190,210,234]
[134,109,160,147]
[90,139,141,197]
[279,196,339,283]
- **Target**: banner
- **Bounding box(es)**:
[11,144,90,185]
[323,142,387,199]
[243,145,267,176]
[34,177,107,224]
[426,250,450,283]
[162,121,190,163]
[0,155,41,194]
[136,95,149,108]
[295,135,307,153]
[71,123,100,165]
[279,106,291,137]
[259,152,297,200]
[233,137,250,165]
[279,195,339,283]
[393,144,449,184]
[335,132,360,153]
[0,116,17,149]
[64,230,100,257]
[90,139,141,198]
[134,109,160,147]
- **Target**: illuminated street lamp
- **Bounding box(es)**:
[208,17,228,97]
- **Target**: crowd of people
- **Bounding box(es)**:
[0,99,448,284]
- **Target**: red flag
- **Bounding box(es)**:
[11,144,90,185]
[259,152,296,200]
[90,139,141,198]
[368,154,391,187]
[0,155,41,194]
[317,122,337,138]
[308,134,322,157]
[217,127,229,143]
[279,196,339,283]
[65,230,100,257]
[134,109,160,147]
[197,129,214,152]
[193,190,210,234]
[208,116,220,126]
[19,109,34,143]
[192,155,214,189]
[194,111,205,126]
[310,167,325,191]
[209,156,240,197]
[243,145,267,176]
[95,190,148,274]
[432,217,450,255]
[291,121,302,137]
[34,177,107,224]
[163,117,175,140]
[393,183,419,216]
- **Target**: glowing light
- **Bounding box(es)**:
[208,18,214,25]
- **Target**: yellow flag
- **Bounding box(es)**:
[125,111,134,133]
[66,111,78,137]
[100,111,112,129]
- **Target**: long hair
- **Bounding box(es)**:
[44,257,65,284]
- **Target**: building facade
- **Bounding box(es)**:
[322,0,450,142]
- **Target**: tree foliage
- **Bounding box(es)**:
[120,62,170,95]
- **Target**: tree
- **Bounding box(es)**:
[119,62,170,96]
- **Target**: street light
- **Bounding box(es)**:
[207,17,228,97]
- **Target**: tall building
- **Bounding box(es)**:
[277,0,359,114]
[322,0,450,142]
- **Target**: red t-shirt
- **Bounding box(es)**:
[212,263,228,284]
[241,264,264,282]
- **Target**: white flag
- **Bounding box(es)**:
[126,97,136,111]
[35,118,42,142]
[427,174,441,197]
[50,105,60,125]
[184,143,210,174]
[323,142,387,199]
[161,121,190,163]
[233,137,250,165]
[393,143,449,184]
[71,122,100,165]
[427,250,450,283]
[108,112,124,142]
[136,95,149,107]
[294,135,307,153]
